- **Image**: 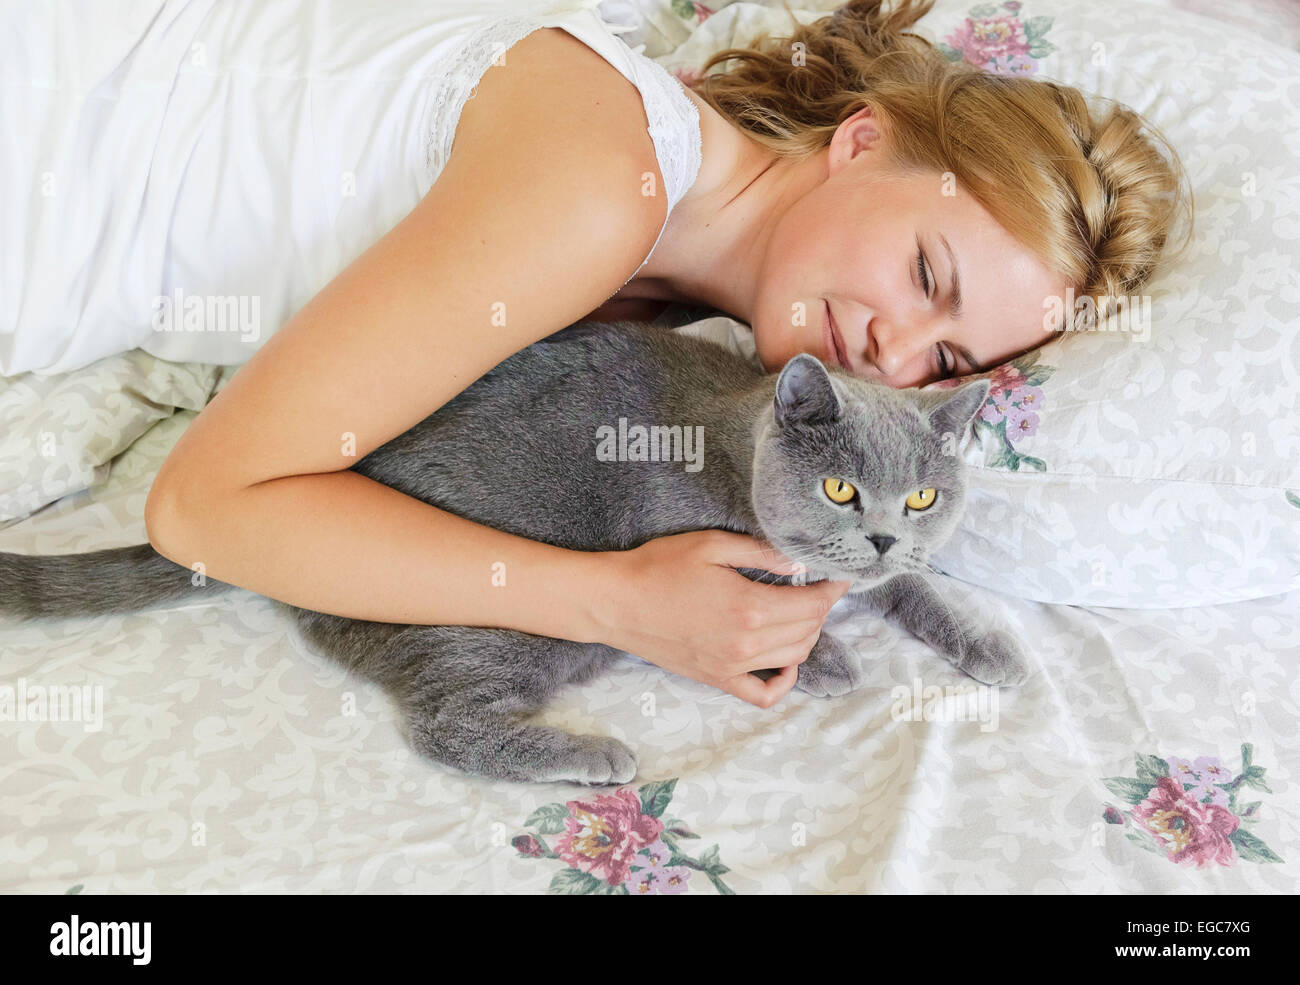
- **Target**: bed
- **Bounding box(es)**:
[2,0,1296,894]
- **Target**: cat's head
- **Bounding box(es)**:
[751,354,990,593]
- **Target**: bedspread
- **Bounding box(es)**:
[1,411,1294,894]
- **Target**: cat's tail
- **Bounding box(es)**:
[0,544,234,621]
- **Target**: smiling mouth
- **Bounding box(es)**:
[823,301,850,371]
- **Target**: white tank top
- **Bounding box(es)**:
[0,0,703,376]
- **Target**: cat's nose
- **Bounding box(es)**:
[868,534,896,556]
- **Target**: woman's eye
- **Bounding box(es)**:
[916,249,930,298]
[935,344,953,379]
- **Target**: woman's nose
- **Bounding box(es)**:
[870,318,936,378]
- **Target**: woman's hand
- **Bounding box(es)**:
[590,530,852,708]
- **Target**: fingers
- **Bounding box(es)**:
[732,618,823,674]
[743,576,853,629]
[708,533,853,610]
[720,663,798,708]
[708,530,805,576]
[771,576,853,618]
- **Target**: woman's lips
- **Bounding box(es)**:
[823,301,849,371]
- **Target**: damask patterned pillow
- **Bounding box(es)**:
[909,0,1300,607]
[597,0,844,59]
[653,0,1300,606]
[0,352,219,523]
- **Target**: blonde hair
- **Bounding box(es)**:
[686,0,1195,332]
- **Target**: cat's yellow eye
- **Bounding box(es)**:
[905,488,937,511]
[823,478,857,504]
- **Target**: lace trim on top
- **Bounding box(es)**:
[423,6,703,220]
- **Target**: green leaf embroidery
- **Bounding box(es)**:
[671,0,696,20]
[524,803,569,835]
[1135,754,1171,786]
[1104,776,1156,805]
[937,42,962,61]
[697,844,722,870]
[1229,828,1284,864]
[1124,830,1166,857]
[639,778,677,818]
[536,836,558,859]
[1241,743,1254,770]
[1027,41,1056,59]
[1242,767,1272,794]
[65,884,83,895]
[1023,16,1054,41]
[668,851,702,871]
[1285,490,1300,509]
[549,868,605,895]
[1018,454,1048,472]
[709,873,737,895]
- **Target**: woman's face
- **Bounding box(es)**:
[751,106,1075,389]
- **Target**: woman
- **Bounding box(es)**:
[69,0,1191,706]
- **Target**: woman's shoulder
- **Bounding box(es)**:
[447,27,665,183]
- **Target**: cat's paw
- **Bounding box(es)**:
[540,736,638,786]
[795,632,866,698]
[959,630,1030,687]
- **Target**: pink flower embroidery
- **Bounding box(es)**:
[554,789,664,886]
[986,363,1028,397]
[511,834,546,858]
[1131,777,1240,869]
[943,15,1031,69]
[512,777,735,894]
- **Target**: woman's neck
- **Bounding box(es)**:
[622,83,823,326]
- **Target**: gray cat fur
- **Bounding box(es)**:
[0,320,1028,784]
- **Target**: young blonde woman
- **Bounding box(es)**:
[43,0,1188,708]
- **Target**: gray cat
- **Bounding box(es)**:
[0,320,1028,784]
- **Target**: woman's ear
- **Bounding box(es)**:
[828,104,892,180]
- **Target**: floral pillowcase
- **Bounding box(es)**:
[650,0,1300,607]
[913,0,1300,607]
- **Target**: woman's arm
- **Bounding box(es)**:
[144,29,665,640]
[145,29,846,706]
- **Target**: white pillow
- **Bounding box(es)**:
[653,0,1300,606]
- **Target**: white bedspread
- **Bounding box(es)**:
[2,412,1294,894]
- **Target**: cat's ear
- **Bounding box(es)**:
[774,354,842,427]
[926,378,991,438]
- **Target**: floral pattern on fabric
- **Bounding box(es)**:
[937,2,1057,75]
[928,353,1055,470]
[971,355,1054,470]
[670,0,715,22]
[1101,745,1284,868]
[512,778,735,894]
